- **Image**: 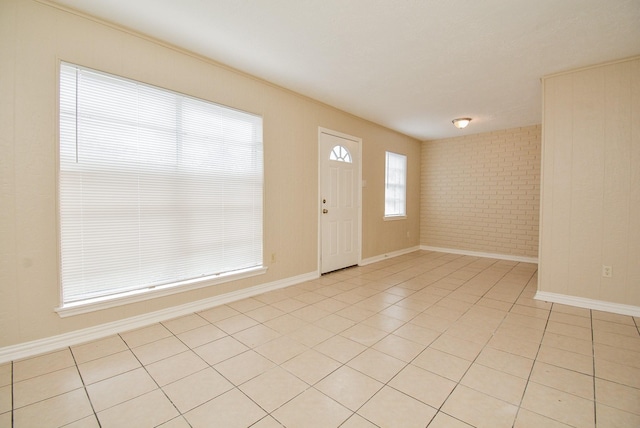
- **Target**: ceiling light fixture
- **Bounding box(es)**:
[452,118,472,129]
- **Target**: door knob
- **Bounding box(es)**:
[322,209,328,214]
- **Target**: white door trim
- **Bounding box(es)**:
[317,127,362,274]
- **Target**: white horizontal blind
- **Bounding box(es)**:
[59,63,263,305]
[384,151,407,217]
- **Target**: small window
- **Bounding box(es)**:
[329,145,352,163]
[384,151,407,218]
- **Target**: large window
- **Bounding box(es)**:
[59,63,263,309]
[384,151,407,218]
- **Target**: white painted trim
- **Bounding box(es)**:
[0,270,318,364]
[56,266,268,317]
[535,291,640,317]
[420,246,538,264]
[359,246,421,266]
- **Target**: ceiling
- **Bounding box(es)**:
[50,0,640,140]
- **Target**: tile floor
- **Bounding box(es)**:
[2,251,640,427]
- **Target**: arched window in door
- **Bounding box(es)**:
[329,145,352,163]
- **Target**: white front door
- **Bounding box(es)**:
[319,129,360,274]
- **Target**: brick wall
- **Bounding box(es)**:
[420,125,541,258]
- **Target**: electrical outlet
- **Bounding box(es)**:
[602,265,612,278]
[271,253,276,263]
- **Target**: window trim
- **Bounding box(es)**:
[384,151,407,220]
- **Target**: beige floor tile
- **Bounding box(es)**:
[537,345,594,375]
[131,335,188,365]
[542,331,593,356]
[475,347,534,379]
[530,361,594,400]
[0,364,10,388]
[340,413,378,427]
[315,365,383,411]
[86,367,157,412]
[77,350,141,385]
[595,378,640,416]
[156,416,192,428]
[371,333,424,362]
[120,323,172,348]
[313,297,351,313]
[430,334,484,361]
[596,402,640,428]
[194,336,249,365]
[264,314,309,334]
[214,314,259,334]
[487,333,540,359]
[347,348,406,383]
[0,386,10,414]
[13,366,83,408]
[176,323,227,348]
[545,320,593,342]
[293,291,327,305]
[96,389,179,428]
[335,305,377,323]
[245,305,286,323]
[0,412,10,428]
[255,335,309,364]
[271,297,308,313]
[521,382,594,428]
[215,350,276,386]
[64,415,101,428]
[360,313,405,333]
[594,343,640,369]
[379,304,420,322]
[227,297,265,312]
[549,311,592,328]
[595,357,640,389]
[232,324,281,348]
[146,350,208,386]
[494,322,545,344]
[513,408,574,427]
[340,323,388,347]
[389,364,456,408]
[428,412,473,428]
[593,329,640,353]
[287,324,334,347]
[162,367,233,413]
[161,314,209,335]
[197,304,240,323]
[271,388,351,428]
[291,304,331,322]
[509,304,550,320]
[409,313,454,332]
[184,388,266,428]
[240,367,308,412]
[314,335,366,364]
[13,349,75,382]
[281,349,341,385]
[592,310,636,325]
[393,323,440,346]
[592,319,639,337]
[461,363,527,405]
[358,386,437,428]
[13,388,93,428]
[314,313,356,334]
[442,385,519,428]
[412,347,471,382]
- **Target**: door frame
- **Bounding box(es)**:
[317,127,363,274]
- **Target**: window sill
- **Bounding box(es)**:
[55,266,268,318]
[383,215,407,221]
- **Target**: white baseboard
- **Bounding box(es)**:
[420,246,538,264]
[0,270,318,364]
[535,291,640,317]
[359,246,421,266]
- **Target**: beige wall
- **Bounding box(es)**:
[0,0,421,347]
[421,126,541,259]
[539,56,640,307]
